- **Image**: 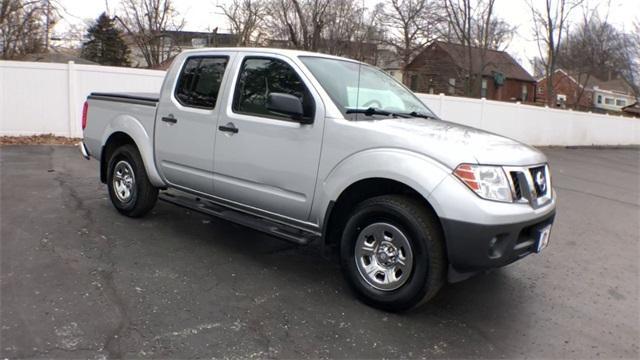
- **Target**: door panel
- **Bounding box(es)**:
[213,55,324,221]
[155,54,233,194]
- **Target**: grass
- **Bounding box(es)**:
[0,134,81,146]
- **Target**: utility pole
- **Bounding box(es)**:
[44,0,51,52]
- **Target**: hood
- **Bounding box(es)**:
[353,117,547,169]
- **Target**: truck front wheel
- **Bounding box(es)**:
[106,144,158,217]
[340,195,445,312]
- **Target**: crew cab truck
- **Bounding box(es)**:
[80,48,556,311]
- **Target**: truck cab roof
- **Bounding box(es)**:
[177,47,364,64]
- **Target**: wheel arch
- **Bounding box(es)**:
[101,132,135,183]
[99,115,165,187]
[313,148,451,234]
[321,177,446,256]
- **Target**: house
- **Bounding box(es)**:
[267,38,380,67]
[405,41,536,102]
[591,78,636,112]
[376,48,403,82]
[20,49,98,65]
[621,102,640,117]
[535,69,593,109]
[537,69,636,112]
[125,31,238,68]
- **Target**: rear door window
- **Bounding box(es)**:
[175,56,228,109]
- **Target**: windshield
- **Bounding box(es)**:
[299,56,437,120]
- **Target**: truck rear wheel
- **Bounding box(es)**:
[106,144,158,217]
[340,195,445,312]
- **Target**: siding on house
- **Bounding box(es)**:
[405,41,536,102]
[536,70,593,109]
[537,69,636,112]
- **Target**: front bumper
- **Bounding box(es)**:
[428,172,557,282]
[442,209,556,282]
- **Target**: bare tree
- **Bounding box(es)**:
[323,0,384,62]
[619,21,640,99]
[530,56,546,78]
[264,0,384,62]
[266,0,332,51]
[218,0,266,46]
[556,9,625,108]
[323,0,365,56]
[381,0,437,83]
[115,0,184,68]
[0,0,57,59]
[528,0,583,106]
[440,0,515,96]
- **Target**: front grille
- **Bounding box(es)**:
[510,172,522,199]
[529,166,547,197]
[504,164,551,208]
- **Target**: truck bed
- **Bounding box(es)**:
[84,91,160,163]
[88,92,160,105]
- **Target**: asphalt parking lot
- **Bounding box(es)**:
[1,145,638,359]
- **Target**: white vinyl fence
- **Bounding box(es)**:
[416,93,639,146]
[0,60,165,138]
[1,60,638,145]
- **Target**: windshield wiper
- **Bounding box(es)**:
[406,111,438,120]
[345,107,411,118]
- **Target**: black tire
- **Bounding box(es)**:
[340,195,445,312]
[106,144,158,217]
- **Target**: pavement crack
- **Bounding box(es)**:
[53,171,95,225]
[50,155,132,358]
[97,268,131,359]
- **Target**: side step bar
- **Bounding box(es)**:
[159,190,318,245]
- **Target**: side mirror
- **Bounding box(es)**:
[266,93,311,123]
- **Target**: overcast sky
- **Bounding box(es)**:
[51,0,638,73]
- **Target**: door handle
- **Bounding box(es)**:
[161,115,177,124]
[218,122,238,134]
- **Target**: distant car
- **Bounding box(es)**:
[80,48,556,311]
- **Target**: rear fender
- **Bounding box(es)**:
[101,115,165,187]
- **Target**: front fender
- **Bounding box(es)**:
[310,148,452,225]
[101,115,165,187]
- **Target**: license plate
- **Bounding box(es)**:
[536,225,552,253]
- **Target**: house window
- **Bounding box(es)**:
[616,99,626,107]
[481,79,488,98]
[410,75,418,91]
[521,84,528,101]
[448,78,456,95]
[605,98,615,105]
[556,94,567,107]
[597,95,602,104]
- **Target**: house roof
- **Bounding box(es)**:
[412,41,535,82]
[536,68,580,84]
[376,49,402,70]
[20,51,98,65]
[150,55,177,70]
[591,78,634,94]
[122,31,238,48]
[160,31,238,45]
[538,69,635,95]
[622,102,640,116]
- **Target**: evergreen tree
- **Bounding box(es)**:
[81,13,130,66]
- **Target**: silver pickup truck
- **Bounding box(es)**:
[80,48,556,311]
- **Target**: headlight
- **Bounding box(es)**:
[454,164,513,202]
